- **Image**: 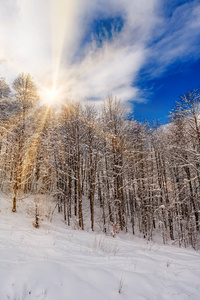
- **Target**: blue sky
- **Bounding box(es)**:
[0,0,200,122]
[133,58,200,123]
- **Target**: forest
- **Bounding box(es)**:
[0,73,200,249]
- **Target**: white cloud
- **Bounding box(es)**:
[145,1,200,77]
[0,0,199,105]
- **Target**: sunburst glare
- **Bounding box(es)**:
[39,84,64,107]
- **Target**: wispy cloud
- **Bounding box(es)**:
[0,0,199,104]
[145,1,200,77]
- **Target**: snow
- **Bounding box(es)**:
[0,193,200,300]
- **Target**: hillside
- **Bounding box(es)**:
[0,193,200,300]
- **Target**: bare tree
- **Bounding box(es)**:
[11,73,39,212]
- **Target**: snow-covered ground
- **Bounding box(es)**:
[0,193,200,300]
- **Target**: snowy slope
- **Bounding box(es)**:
[0,193,200,300]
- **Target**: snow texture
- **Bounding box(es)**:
[0,193,200,300]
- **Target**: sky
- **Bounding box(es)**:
[0,0,200,122]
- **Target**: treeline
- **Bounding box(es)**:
[0,74,200,248]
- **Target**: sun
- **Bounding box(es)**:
[38,76,67,107]
[46,87,58,105]
[39,85,62,107]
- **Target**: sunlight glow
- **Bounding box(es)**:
[46,87,58,105]
[21,107,50,182]
[39,84,64,107]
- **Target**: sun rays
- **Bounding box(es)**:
[21,107,51,182]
